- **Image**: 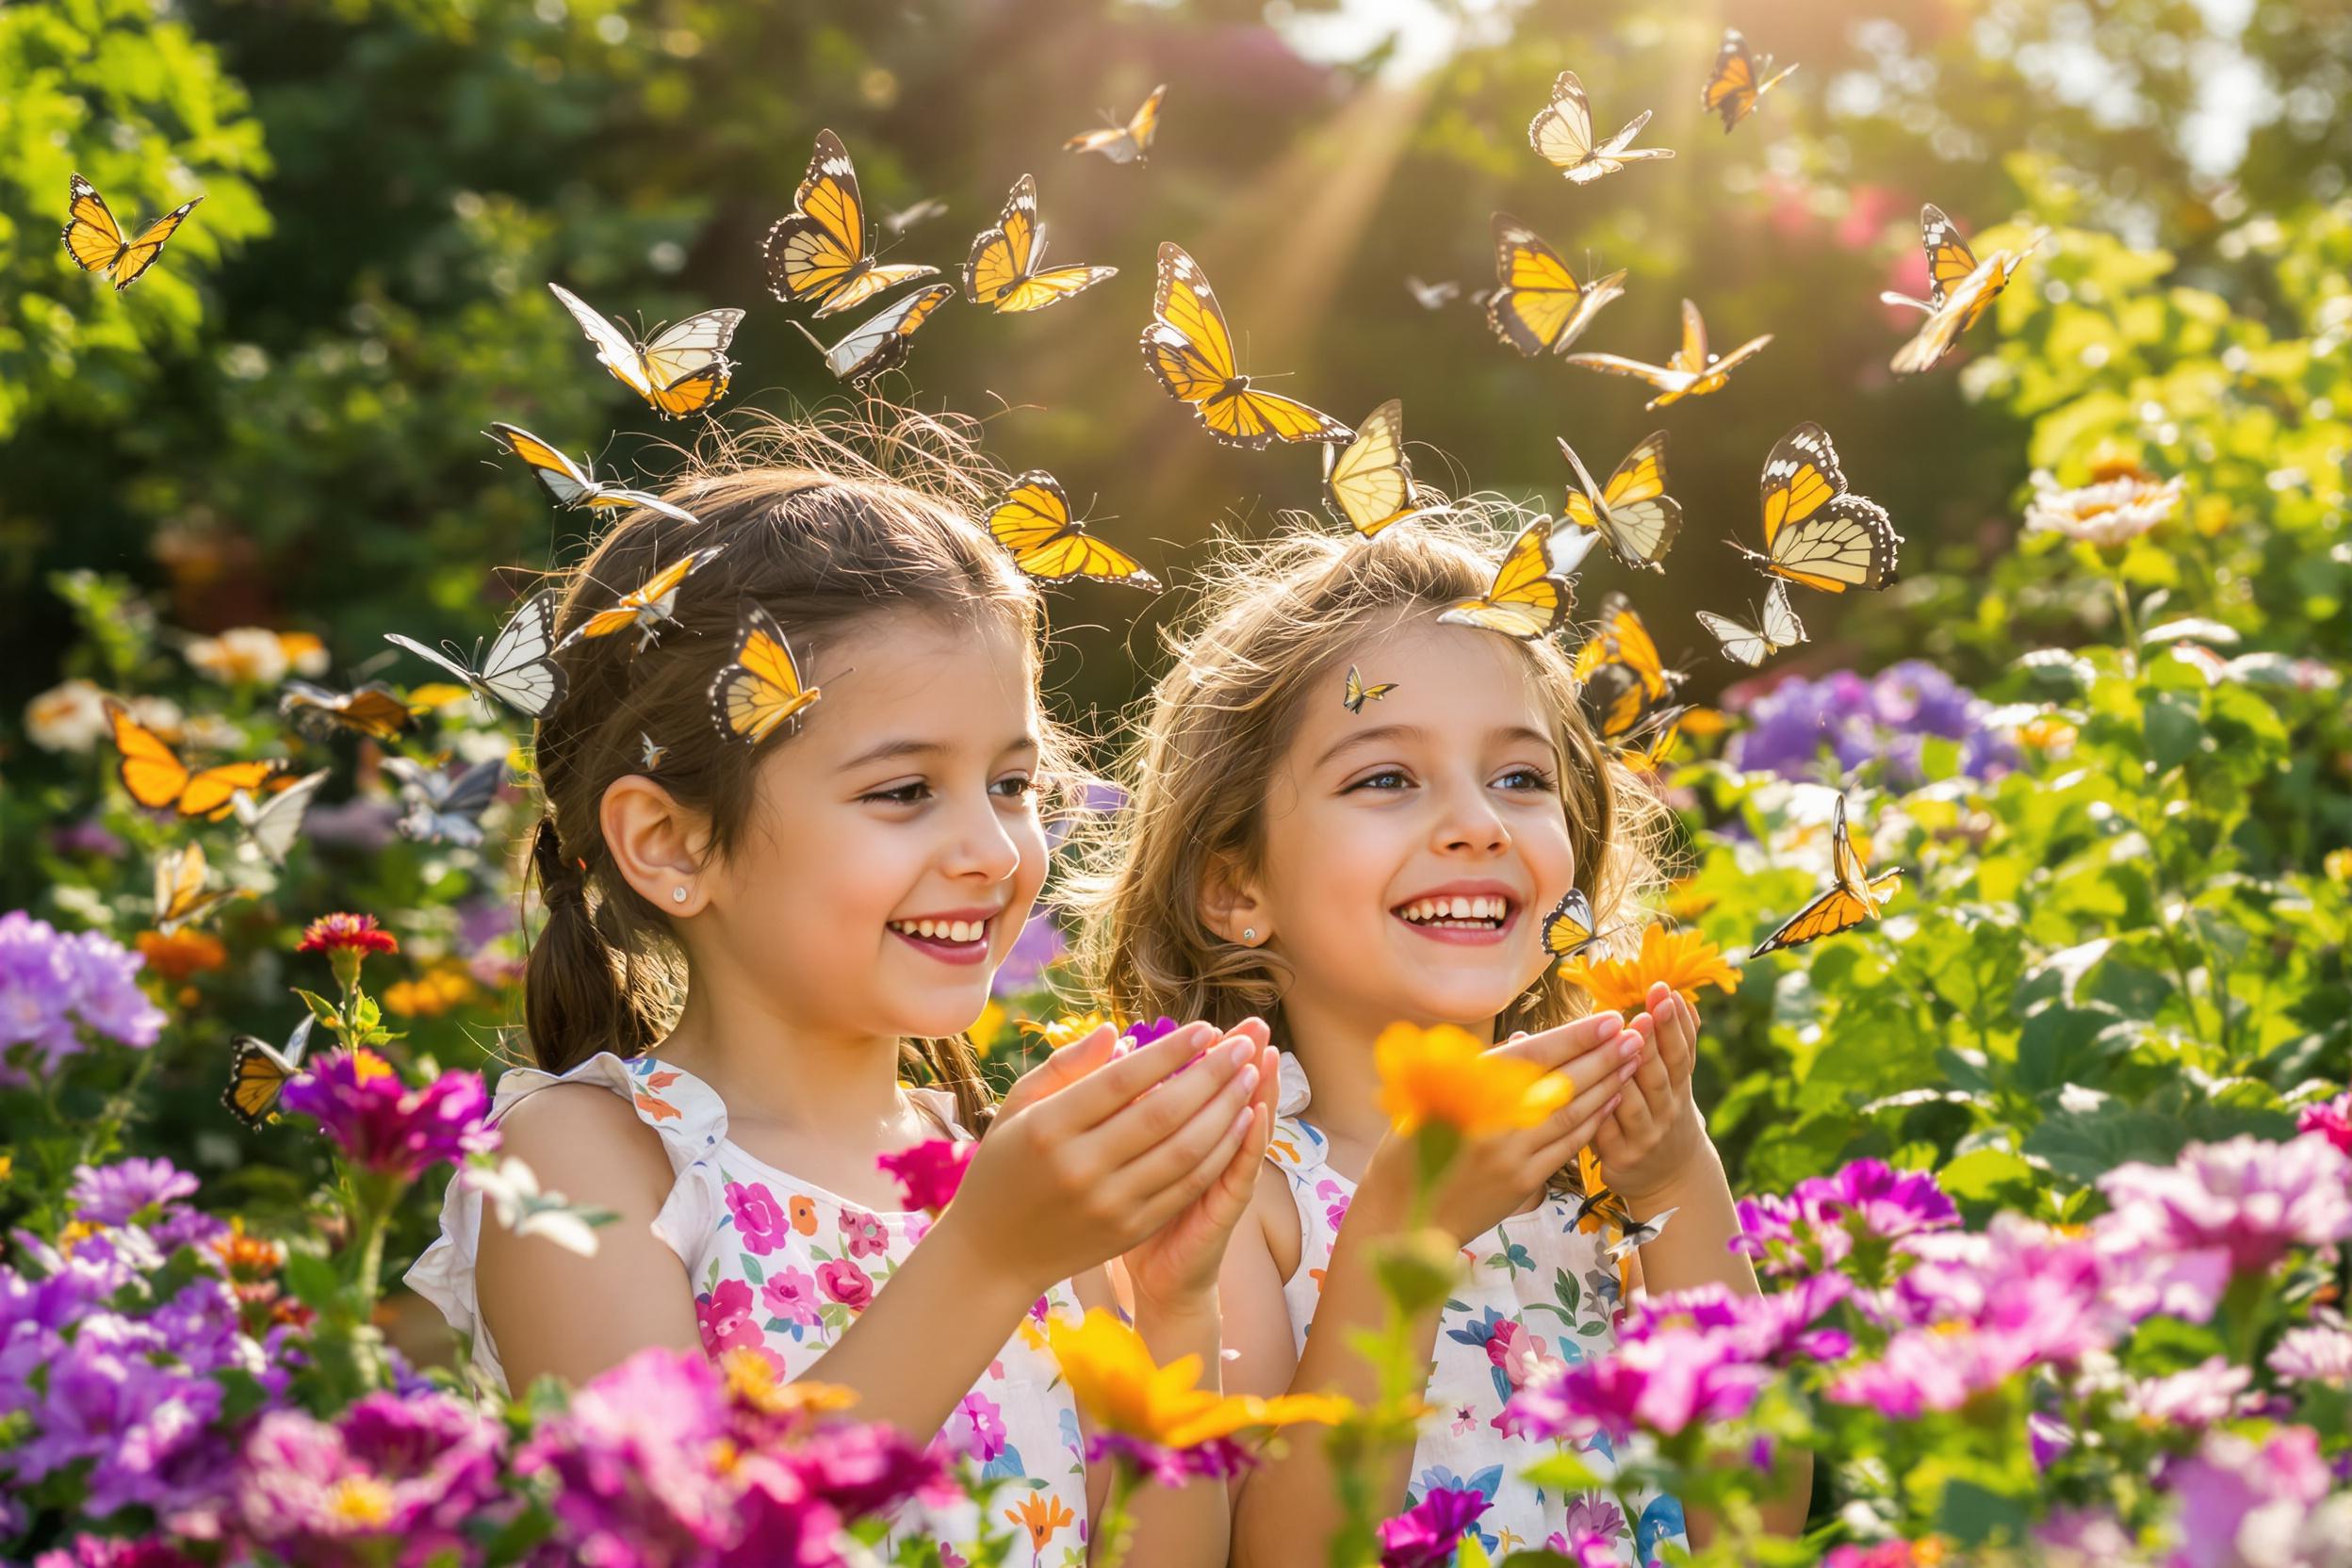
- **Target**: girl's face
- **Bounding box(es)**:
[1245,619,1578,1038]
[697,608,1049,1042]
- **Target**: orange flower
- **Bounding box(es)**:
[381,962,479,1019]
[1005,1490,1076,1551]
[789,1195,820,1235]
[137,928,228,982]
[209,1217,286,1282]
[1375,1022,1574,1138]
[1026,1010,1119,1051]
[1675,706,1730,739]
[2017,714,2079,756]
[1559,924,1739,1015]
[1046,1309,1349,1449]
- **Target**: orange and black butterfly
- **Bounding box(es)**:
[548,284,743,420]
[1140,244,1354,449]
[984,472,1159,590]
[764,129,941,318]
[62,173,203,292]
[963,175,1117,315]
[559,545,729,654]
[1882,205,2047,374]
[1065,85,1167,165]
[1438,520,1575,641]
[1752,794,1903,956]
[1734,424,1903,594]
[152,843,251,936]
[1572,594,1683,742]
[223,1014,315,1131]
[106,701,289,821]
[278,680,420,743]
[1561,299,1772,410]
[1703,29,1799,133]
[710,602,823,746]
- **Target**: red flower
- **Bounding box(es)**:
[296,912,399,956]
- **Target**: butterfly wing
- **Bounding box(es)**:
[1324,400,1421,537]
[1528,71,1597,172]
[1889,256,2003,374]
[1485,216,1585,357]
[1759,580,1808,652]
[108,198,204,291]
[62,174,126,273]
[1917,204,1979,313]
[1437,520,1571,640]
[968,184,1116,313]
[235,769,330,868]
[1542,888,1598,960]
[710,601,822,745]
[1592,433,1680,569]
[1559,351,1689,398]
[809,282,956,384]
[1552,269,1626,355]
[640,308,745,389]
[223,1015,314,1131]
[1148,243,1240,386]
[489,423,597,507]
[1144,245,1350,448]
[1705,31,1761,130]
[1752,879,1879,956]
[765,129,872,308]
[106,700,191,810]
[1697,607,1770,667]
[1756,425,1901,592]
[1757,423,1852,552]
[1124,84,1167,155]
[1011,531,1160,590]
[548,283,655,400]
[468,588,568,715]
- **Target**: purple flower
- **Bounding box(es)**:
[1731,662,2013,789]
[1507,1329,1769,1443]
[47,818,127,859]
[278,1049,497,1182]
[1377,1485,1494,1568]
[1544,1494,1628,1564]
[69,1157,199,1227]
[2096,1135,2352,1289]
[2297,1092,2351,1155]
[940,1390,1007,1463]
[233,1391,508,1565]
[725,1180,791,1256]
[33,1539,205,1568]
[0,912,165,1084]
[2269,1322,2352,1385]
[518,1348,738,1564]
[876,1139,972,1215]
[2165,1424,2340,1568]
[1736,1159,1958,1281]
[991,909,1067,998]
[1625,1275,1853,1365]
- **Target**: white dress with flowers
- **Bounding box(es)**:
[1266,1054,1687,1564]
[406,1051,1094,1567]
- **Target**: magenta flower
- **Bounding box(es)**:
[233,1391,507,1565]
[816,1258,874,1312]
[760,1267,823,1328]
[1377,1485,1494,1568]
[1624,1275,1853,1365]
[1735,1159,1958,1281]
[31,1540,205,1568]
[2164,1424,2338,1568]
[1507,1329,1769,1443]
[519,1348,738,1563]
[876,1139,972,1215]
[2296,1091,2351,1155]
[277,1050,497,1182]
[940,1390,1007,1463]
[725,1181,791,1257]
[790,1419,948,1522]
[2097,1135,2352,1287]
[837,1208,890,1259]
[696,1279,763,1357]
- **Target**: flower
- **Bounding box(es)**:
[760,1267,824,1327]
[277,1050,498,1182]
[2016,712,2080,755]
[2115,1358,2250,1431]
[1558,923,1739,1013]
[1735,1158,1961,1279]
[2296,1091,2351,1155]
[816,1258,874,1311]
[2325,849,2352,883]
[295,912,398,957]
[1,912,166,1084]
[1730,662,2014,787]
[2096,1135,2352,1285]
[69,1157,199,1227]
[277,630,331,677]
[1030,1009,1119,1051]
[726,1181,792,1256]
[233,1392,508,1564]
[940,1391,1007,1463]
[184,627,289,685]
[379,962,478,1019]
[2269,1321,2352,1385]
[838,1208,890,1259]
[1004,1490,1076,1553]
[134,928,229,984]
[24,678,114,753]
[1625,1275,1854,1365]
[696,1279,763,1356]
[1377,1486,1494,1568]
[876,1139,972,1214]
[1506,1328,1769,1442]
[517,1348,738,1562]
[2164,1423,2342,1568]
[2024,466,2182,549]
[1375,1021,1574,1138]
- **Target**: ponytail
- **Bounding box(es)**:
[523,817,668,1074]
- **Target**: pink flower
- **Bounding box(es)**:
[278,1050,496,1183]
[234,1392,506,1563]
[2165,1424,2339,1568]
[940,1391,1006,1463]
[1377,1486,1493,1568]
[759,1268,822,1328]
[837,1208,890,1259]
[2269,1321,2352,1385]
[2297,1092,2351,1155]
[2115,1357,2250,1430]
[695,1278,762,1356]
[2097,1135,2352,1287]
[1508,1329,1768,1442]
[876,1138,972,1215]
[817,1258,874,1312]
[295,912,398,956]
[725,1181,791,1257]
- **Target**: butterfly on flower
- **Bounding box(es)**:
[710,601,823,746]
[61,173,203,292]
[1881,204,2048,374]
[486,424,700,524]
[1342,665,1397,715]
[1733,423,1903,594]
[1751,793,1903,956]
[384,588,567,719]
[105,701,289,821]
[1527,70,1674,185]
[234,770,331,869]
[152,843,252,936]
[383,757,506,848]
[963,175,1117,315]
[1064,84,1167,165]
[558,545,728,654]
[1697,580,1808,667]
[1558,433,1681,572]
[547,283,743,420]
[763,129,942,318]
[222,1014,315,1132]
[1562,298,1772,409]
[1485,214,1625,358]
[1437,520,1576,641]
[791,283,956,387]
[1324,400,1439,540]
[1703,28,1800,132]
[1139,243,1355,449]
[984,471,1160,590]
[276,680,420,743]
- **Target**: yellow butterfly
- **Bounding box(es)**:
[152,843,252,936]
[1558,433,1681,571]
[61,173,202,292]
[1562,299,1772,409]
[1752,794,1903,956]
[1572,594,1682,741]
[1882,205,2047,374]
[963,175,1117,315]
[547,284,743,419]
[1618,704,1686,775]
[1437,520,1574,641]
[1703,29,1800,133]
[1324,400,1438,539]
[277,680,420,743]
[792,282,956,386]
[487,424,701,524]
[764,129,942,318]
[1140,243,1355,449]
[105,701,288,821]
[223,1014,314,1131]
[1064,84,1167,165]
[559,544,729,654]
[984,471,1160,590]
[1342,665,1397,714]
[1528,71,1674,185]
[1735,423,1903,594]
[1485,214,1625,358]
[710,601,823,746]
[1541,888,1605,962]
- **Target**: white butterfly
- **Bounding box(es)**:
[234,769,331,868]
[1528,71,1674,185]
[1697,581,1809,667]
[547,283,743,419]
[383,756,507,848]
[384,587,566,719]
[790,282,956,385]
[1404,276,1460,310]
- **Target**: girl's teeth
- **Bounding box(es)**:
[894,918,986,942]
[1397,896,1509,924]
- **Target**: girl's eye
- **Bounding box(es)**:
[1496,766,1558,792]
[861,781,931,806]
[991,775,1036,801]
[1345,768,1413,792]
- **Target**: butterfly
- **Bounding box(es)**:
[1752,793,1903,956]
[1562,298,1772,409]
[384,587,567,718]
[882,196,949,237]
[710,601,823,746]
[1558,433,1681,571]
[277,680,420,743]
[486,424,700,525]
[222,1013,315,1131]
[61,173,203,292]
[641,733,668,770]
[1437,519,1574,641]
[547,283,743,419]
[1404,276,1460,310]
[1703,28,1800,132]
[1140,244,1355,449]
[105,701,289,821]
[384,756,506,848]
[764,130,942,318]
[1697,580,1808,667]
[963,175,1118,315]
[1541,888,1608,963]
[152,843,251,936]
[234,769,331,869]
[790,282,956,386]
[1733,423,1903,594]
[1064,84,1167,165]
[1573,594,1682,741]
[1617,703,1687,774]
[1882,205,2047,374]
[558,544,729,654]
[1528,70,1674,185]
[984,472,1160,590]
[1325,400,1438,540]
[1342,665,1397,714]
[1485,214,1625,357]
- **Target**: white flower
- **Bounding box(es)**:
[465,1154,609,1257]
[2023,467,2183,548]
[184,627,288,685]
[24,678,112,753]
[2270,1321,2352,1386]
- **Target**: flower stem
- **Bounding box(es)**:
[2109,571,2140,676]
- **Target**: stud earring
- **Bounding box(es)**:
[1241,927,1257,943]
[672,887,690,905]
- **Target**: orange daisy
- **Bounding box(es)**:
[1560,924,1739,1015]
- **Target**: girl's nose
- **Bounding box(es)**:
[1430,780,1511,856]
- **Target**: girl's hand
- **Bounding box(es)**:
[1594,983,1707,1206]
[1120,1023,1280,1318]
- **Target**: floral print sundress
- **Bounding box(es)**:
[407,1051,1093,1565]
[1266,1054,1687,1564]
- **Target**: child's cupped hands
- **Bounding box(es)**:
[1592,982,1707,1206]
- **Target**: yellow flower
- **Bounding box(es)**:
[2324,848,2352,883]
[1559,924,1739,1016]
[2017,714,2079,756]
[404,682,475,712]
[1047,1309,1349,1448]
[277,630,331,677]
[717,1348,857,1416]
[1675,706,1730,739]
[1375,1022,1574,1138]
[1026,1010,1119,1051]
[969,1001,1007,1058]
[326,1476,395,1527]
[382,961,480,1019]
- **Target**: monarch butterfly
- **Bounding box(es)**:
[1064,84,1167,165]
[1437,519,1574,641]
[763,130,942,318]
[1559,433,1681,571]
[710,601,823,746]
[1541,888,1606,962]
[790,283,956,386]
[547,283,743,420]
[1752,794,1903,956]
[105,701,289,822]
[384,588,567,719]
[1882,205,2047,374]
[1140,243,1355,449]
[1485,214,1625,357]
[1703,29,1800,132]
[61,173,203,292]
[963,175,1118,315]
[152,843,251,936]
[984,472,1160,590]
[1573,594,1682,740]
[234,769,331,869]
[486,424,701,525]
[1618,703,1687,774]
[1528,70,1674,185]
[1342,665,1397,714]
[222,1014,315,1131]
[277,680,420,743]
[1697,580,1808,667]
[1324,400,1437,539]
[383,757,506,849]
[1562,298,1772,409]
[559,545,729,654]
[1734,423,1903,594]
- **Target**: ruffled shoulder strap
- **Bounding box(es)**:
[488,1052,729,1175]
[1264,1052,1331,1179]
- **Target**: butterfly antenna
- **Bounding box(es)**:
[788,319,829,354]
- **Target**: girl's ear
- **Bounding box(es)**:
[1198,853,1272,947]
[601,774,714,917]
